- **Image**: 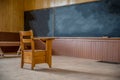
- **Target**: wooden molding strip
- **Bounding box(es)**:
[24,0,99,11]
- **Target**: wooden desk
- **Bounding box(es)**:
[34,37,54,67]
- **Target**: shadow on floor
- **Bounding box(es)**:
[0,55,20,59]
[98,61,120,64]
[35,68,120,78]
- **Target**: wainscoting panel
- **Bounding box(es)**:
[52,38,120,63]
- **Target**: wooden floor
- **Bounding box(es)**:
[0,55,120,80]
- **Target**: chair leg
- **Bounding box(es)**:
[31,64,35,70]
[31,66,34,70]
[21,58,24,68]
[0,54,4,57]
[48,63,52,68]
[17,46,21,55]
[21,62,24,68]
[21,54,24,68]
[0,48,4,57]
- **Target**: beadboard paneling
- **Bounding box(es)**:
[52,38,120,63]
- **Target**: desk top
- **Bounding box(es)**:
[34,37,55,40]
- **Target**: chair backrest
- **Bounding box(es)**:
[20,30,35,52]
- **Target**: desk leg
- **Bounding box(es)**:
[46,40,52,68]
[17,46,21,55]
[0,48,4,56]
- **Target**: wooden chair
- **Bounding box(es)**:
[20,30,51,70]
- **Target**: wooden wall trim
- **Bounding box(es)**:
[55,37,120,40]
[24,0,99,11]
